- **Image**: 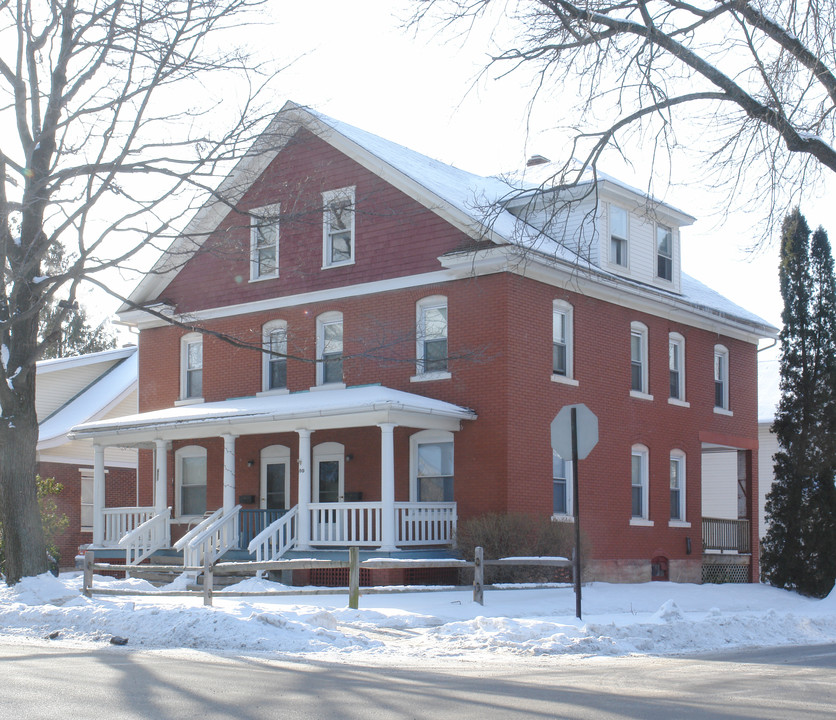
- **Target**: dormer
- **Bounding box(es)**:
[502,167,695,294]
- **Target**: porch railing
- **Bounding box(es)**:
[238,508,288,550]
[119,508,171,565]
[395,502,457,546]
[248,506,299,565]
[702,517,751,553]
[102,507,156,546]
[183,506,241,567]
[173,508,223,555]
[309,502,382,546]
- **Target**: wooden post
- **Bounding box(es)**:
[83,550,94,598]
[203,556,213,607]
[473,546,484,605]
[348,546,360,610]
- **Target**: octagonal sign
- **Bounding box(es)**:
[551,404,599,461]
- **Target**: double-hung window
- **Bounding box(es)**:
[656,225,673,281]
[630,322,649,396]
[668,333,685,401]
[262,321,288,391]
[250,204,279,280]
[714,345,729,411]
[176,445,207,518]
[180,333,203,400]
[553,451,573,516]
[322,187,355,268]
[631,445,649,521]
[416,296,448,375]
[610,205,628,267]
[552,300,575,379]
[415,437,454,502]
[317,312,343,386]
[670,451,686,522]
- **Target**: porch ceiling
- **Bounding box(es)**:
[69,385,477,447]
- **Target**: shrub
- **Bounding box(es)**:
[455,512,590,583]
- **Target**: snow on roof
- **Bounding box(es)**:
[38,351,137,445]
[72,385,476,440]
[36,345,136,375]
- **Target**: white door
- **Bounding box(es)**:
[312,442,345,541]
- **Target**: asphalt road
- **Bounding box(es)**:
[1,641,835,719]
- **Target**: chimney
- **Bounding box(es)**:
[526,154,550,167]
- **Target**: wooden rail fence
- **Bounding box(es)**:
[81,548,572,608]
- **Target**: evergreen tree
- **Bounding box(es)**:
[762,210,836,597]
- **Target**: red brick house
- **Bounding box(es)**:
[72,102,775,582]
[36,346,137,565]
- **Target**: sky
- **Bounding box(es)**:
[2,570,836,660]
[91,0,836,380]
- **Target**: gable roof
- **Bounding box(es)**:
[121,101,775,338]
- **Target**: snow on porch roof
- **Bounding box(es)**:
[69,385,477,446]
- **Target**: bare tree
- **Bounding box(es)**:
[0,0,272,584]
[410,0,836,231]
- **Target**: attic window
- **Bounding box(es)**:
[250,204,280,281]
[656,225,673,281]
[322,187,355,268]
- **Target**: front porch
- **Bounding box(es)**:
[73,385,475,566]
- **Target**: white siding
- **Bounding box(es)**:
[701,450,738,519]
[758,422,779,539]
[36,361,119,421]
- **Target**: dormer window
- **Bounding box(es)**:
[657,225,673,281]
[322,187,355,268]
[610,205,628,267]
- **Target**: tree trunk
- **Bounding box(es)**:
[0,348,47,584]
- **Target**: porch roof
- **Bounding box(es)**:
[69,385,476,447]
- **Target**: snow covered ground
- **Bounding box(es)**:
[1,572,835,663]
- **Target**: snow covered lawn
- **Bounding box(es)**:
[1,572,835,662]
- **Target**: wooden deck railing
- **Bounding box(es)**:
[702,517,751,553]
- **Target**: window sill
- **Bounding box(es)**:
[174,397,204,407]
[248,273,279,283]
[256,388,290,397]
[551,374,579,387]
[630,390,654,401]
[551,514,575,523]
[668,520,691,528]
[629,518,654,527]
[321,259,355,270]
[309,382,346,392]
[410,371,451,383]
[667,398,690,408]
[713,407,733,417]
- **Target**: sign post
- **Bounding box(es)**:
[551,403,598,620]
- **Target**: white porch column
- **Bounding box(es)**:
[296,429,312,550]
[92,444,106,546]
[222,434,237,515]
[379,423,397,551]
[154,439,168,515]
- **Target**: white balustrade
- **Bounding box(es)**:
[118,509,171,565]
[173,508,223,553]
[102,507,156,546]
[308,502,382,546]
[184,506,241,567]
[248,507,299,566]
[395,502,457,546]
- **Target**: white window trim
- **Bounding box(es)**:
[409,429,454,503]
[260,444,291,510]
[630,444,652,524]
[249,203,280,281]
[552,299,576,383]
[179,332,204,403]
[175,445,207,521]
[668,332,686,403]
[79,467,95,532]
[316,311,344,387]
[552,450,574,519]
[655,224,673,282]
[414,295,449,378]
[630,321,652,399]
[714,344,731,413]
[608,204,629,268]
[669,449,688,526]
[259,320,289,395]
[322,186,355,269]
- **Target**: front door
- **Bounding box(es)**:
[312,442,345,542]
